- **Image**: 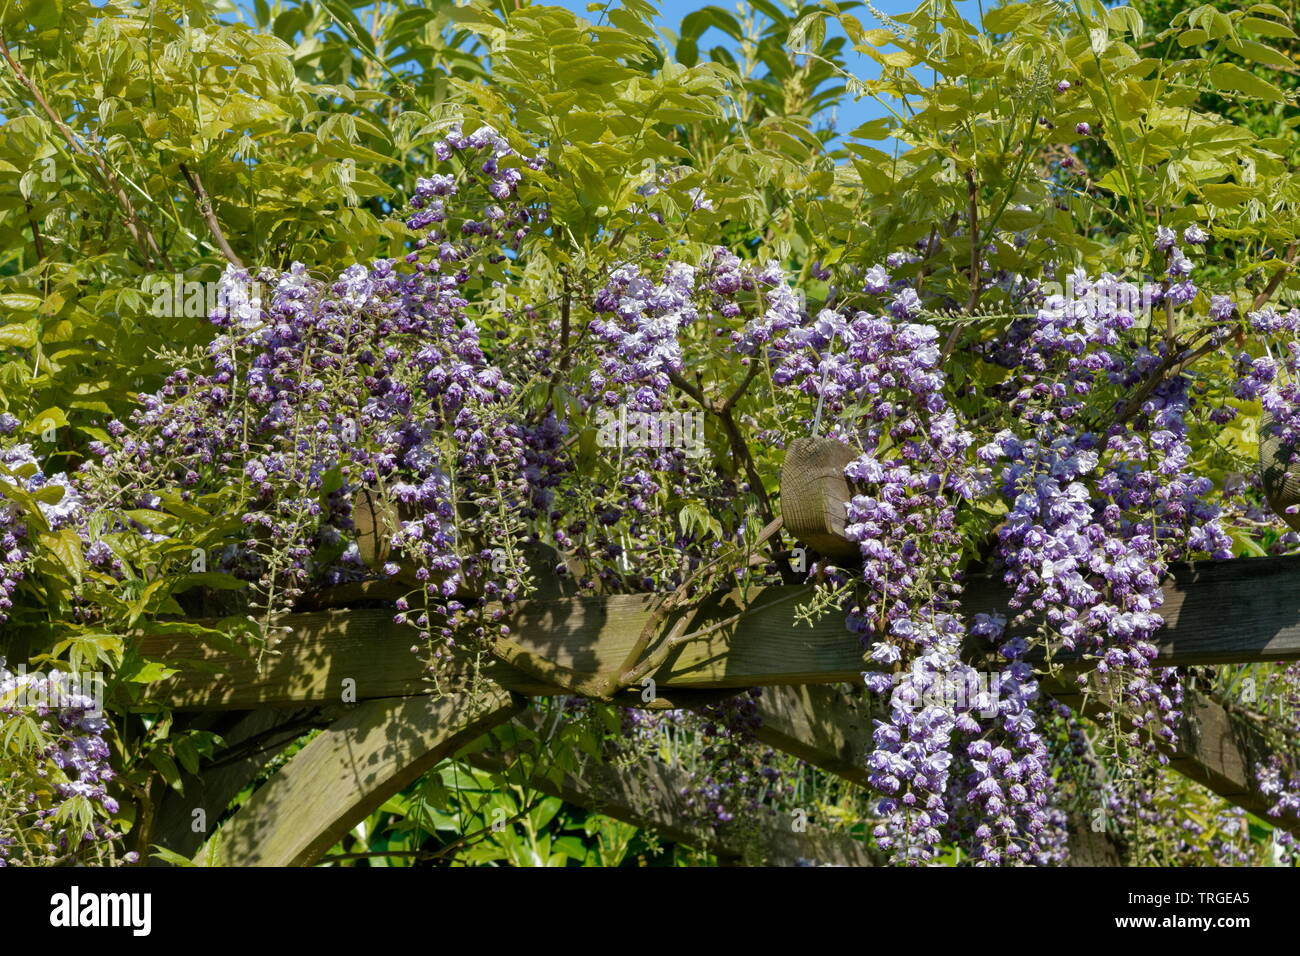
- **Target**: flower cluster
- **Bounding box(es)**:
[79,124,539,660]
[0,442,84,624]
[0,661,122,866]
[749,226,1288,863]
[762,281,1006,862]
[589,261,698,412]
[682,690,791,827]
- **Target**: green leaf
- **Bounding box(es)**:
[1242,15,1298,40]
[173,735,201,775]
[148,750,184,792]
[0,293,42,312]
[1201,182,1256,206]
[1230,528,1268,558]
[30,485,64,506]
[155,492,210,524]
[983,4,1029,34]
[1208,63,1285,103]
[124,659,181,683]
[1227,38,1294,71]
[39,529,85,583]
[0,325,36,348]
[173,572,247,592]
[150,845,196,867]
[25,407,68,434]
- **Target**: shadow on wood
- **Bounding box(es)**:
[193,688,524,866]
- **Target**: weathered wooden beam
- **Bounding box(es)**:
[969,555,1300,669]
[138,612,563,709]
[142,556,1300,710]
[193,688,525,866]
[750,684,872,787]
[780,442,1300,667]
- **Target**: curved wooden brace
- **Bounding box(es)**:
[150,708,333,862]
[1048,678,1300,837]
[194,688,525,866]
[750,681,1299,855]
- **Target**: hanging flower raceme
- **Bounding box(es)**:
[78,123,540,660]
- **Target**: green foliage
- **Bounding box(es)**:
[3,0,1299,866]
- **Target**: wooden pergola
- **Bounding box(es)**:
[134,453,1300,866]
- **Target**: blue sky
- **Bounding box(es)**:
[546,0,984,138]
[219,0,987,142]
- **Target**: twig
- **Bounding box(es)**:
[590,522,772,699]
[613,518,784,693]
[179,162,243,267]
[1253,242,1299,311]
[23,199,45,262]
[558,268,571,362]
[913,224,940,297]
[964,168,981,313]
[941,169,981,362]
[669,369,777,527]
[618,560,797,690]
[720,359,762,413]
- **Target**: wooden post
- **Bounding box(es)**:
[779,436,861,561]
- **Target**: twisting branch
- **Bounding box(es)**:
[558,267,571,361]
[179,162,243,268]
[618,547,792,691]
[964,168,981,313]
[721,358,762,413]
[912,224,941,297]
[588,519,783,699]
[669,369,777,527]
[1252,241,1299,311]
[24,199,45,262]
[0,29,170,269]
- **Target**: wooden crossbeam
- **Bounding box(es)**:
[137,557,1300,850]
[138,614,562,709]
[141,555,1300,710]
[969,555,1300,668]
